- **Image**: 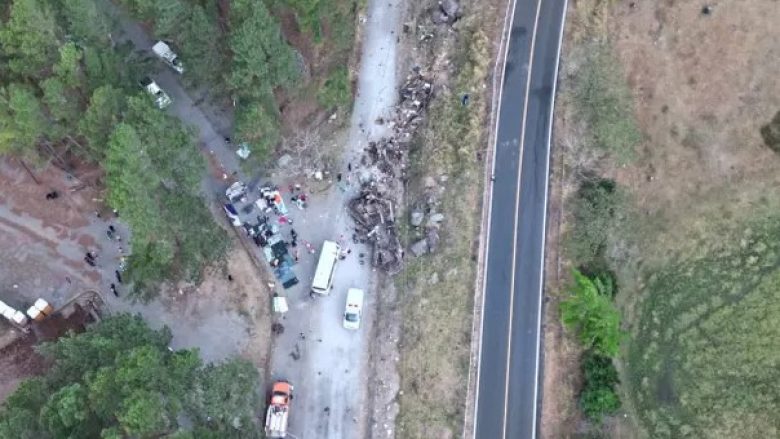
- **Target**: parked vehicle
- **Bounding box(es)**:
[139,77,172,109]
[311,240,341,296]
[223,203,241,226]
[152,41,184,73]
[265,381,293,438]
[225,181,248,203]
[343,288,365,330]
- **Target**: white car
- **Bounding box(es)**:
[343,288,364,330]
[139,77,172,109]
[152,41,184,74]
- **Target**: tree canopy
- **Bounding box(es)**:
[0,0,228,299]
[0,0,62,81]
[229,0,298,100]
[0,314,262,439]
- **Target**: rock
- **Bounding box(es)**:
[359,170,373,184]
[432,0,461,25]
[426,229,440,252]
[428,213,445,223]
[410,210,425,227]
[440,0,460,18]
[424,176,436,188]
[278,154,293,168]
[429,272,439,285]
[431,9,449,24]
[410,239,429,256]
[439,174,448,183]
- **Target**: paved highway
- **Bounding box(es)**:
[472,0,568,437]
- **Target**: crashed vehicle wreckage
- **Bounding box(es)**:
[349,71,434,274]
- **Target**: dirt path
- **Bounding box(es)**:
[267,0,403,438]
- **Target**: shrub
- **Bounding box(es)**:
[560,270,624,357]
[580,351,621,420]
[566,178,621,269]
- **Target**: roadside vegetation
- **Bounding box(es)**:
[0,0,228,300]
[0,314,261,438]
[559,270,623,420]
[554,1,780,437]
[395,5,492,437]
[555,36,639,428]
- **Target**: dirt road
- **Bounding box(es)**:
[268,0,403,438]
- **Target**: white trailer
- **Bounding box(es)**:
[152,41,184,74]
[139,77,172,109]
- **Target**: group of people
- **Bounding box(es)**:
[82,218,125,298]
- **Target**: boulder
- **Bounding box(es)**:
[440,0,460,19]
[426,229,440,253]
[410,239,429,257]
[428,213,445,224]
[410,210,425,227]
[431,9,449,24]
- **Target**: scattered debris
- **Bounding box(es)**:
[348,186,404,273]
[348,71,435,273]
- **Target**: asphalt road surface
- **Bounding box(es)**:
[473,0,568,438]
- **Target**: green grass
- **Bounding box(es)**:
[626,213,780,438]
[395,22,491,438]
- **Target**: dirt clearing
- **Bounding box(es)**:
[546,0,780,437]
[0,156,272,389]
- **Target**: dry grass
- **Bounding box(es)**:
[393,5,496,438]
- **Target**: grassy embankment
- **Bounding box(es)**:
[394,12,493,439]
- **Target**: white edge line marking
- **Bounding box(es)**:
[530,0,570,437]
[503,0,543,438]
[470,0,519,435]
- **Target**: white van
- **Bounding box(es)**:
[343,288,364,330]
[311,240,341,295]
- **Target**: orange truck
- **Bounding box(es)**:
[265,381,293,438]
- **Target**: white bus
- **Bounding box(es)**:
[311,240,341,295]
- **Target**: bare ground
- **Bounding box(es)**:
[0,156,273,399]
[0,303,96,401]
